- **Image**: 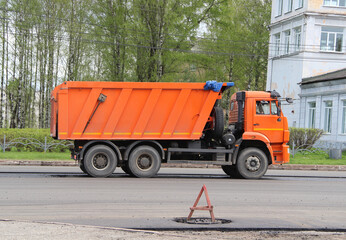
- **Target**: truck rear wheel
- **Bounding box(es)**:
[84,145,117,178]
[121,162,133,176]
[236,148,268,179]
[128,145,161,178]
[221,165,241,178]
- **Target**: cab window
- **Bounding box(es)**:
[256,101,270,115]
[230,101,234,111]
[271,101,278,115]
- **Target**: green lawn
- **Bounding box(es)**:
[0,152,71,161]
[289,151,346,165]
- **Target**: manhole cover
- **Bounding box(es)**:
[174,217,232,225]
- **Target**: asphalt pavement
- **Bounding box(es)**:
[0,165,346,231]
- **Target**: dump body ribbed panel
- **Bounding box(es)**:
[51,81,225,140]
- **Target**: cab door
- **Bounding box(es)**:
[252,99,283,143]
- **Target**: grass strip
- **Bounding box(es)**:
[289,151,346,165]
[0,152,71,161]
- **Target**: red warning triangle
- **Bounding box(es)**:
[187,184,215,222]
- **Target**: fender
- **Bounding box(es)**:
[233,132,274,164]
[231,138,243,164]
[80,140,122,161]
[123,140,165,161]
[242,131,270,144]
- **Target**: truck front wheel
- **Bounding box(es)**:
[128,146,161,178]
[221,165,241,178]
[84,145,117,178]
[79,160,88,174]
[236,148,268,179]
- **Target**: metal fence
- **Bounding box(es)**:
[0,135,73,153]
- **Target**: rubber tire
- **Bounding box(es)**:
[128,146,161,178]
[121,162,133,176]
[221,165,242,179]
[212,107,224,138]
[83,145,117,178]
[79,160,88,174]
[236,148,268,179]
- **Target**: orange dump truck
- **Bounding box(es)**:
[51,81,290,179]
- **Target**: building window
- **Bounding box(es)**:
[320,27,343,52]
[274,33,281,56]
[284,30,291,54]
[324,0,346,7]
[287,0,293,12]
[308,102,316,128]
[294,27,301,51]
[342,101,346,134]
[277,0,283,16]
[324,101,333,133]
[297,0,304,8]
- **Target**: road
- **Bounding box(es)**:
[0,166,346,230]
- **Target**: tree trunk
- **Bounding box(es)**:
[0,2,6,128]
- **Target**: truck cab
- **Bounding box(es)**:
[225,91,290,178]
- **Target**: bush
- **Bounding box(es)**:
[289,127,324,150]
[0,128,72,152]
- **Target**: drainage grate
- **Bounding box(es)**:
[174,217,232,225]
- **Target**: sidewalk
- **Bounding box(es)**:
[1,219,345,240]
[0,159,345,171]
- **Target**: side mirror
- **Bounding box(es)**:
[277,107,281,117]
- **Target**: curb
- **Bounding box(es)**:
[0,160,345,171]
[269,164,346,171]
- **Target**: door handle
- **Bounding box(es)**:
[253,123,260,126]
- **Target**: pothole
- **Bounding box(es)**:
[174,217,232,225]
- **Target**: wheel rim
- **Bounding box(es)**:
[136,154,153,171]
[245,155,261,172]
[92,153,109,170]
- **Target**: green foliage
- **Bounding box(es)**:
[289,127,324,150]
[198,0,271,90]
[0,0,272,128]
[0,129,71,152]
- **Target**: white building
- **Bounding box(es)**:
[299,68,346,147]
[267,0,346,129]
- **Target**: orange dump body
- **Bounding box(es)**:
[51,81,228,140]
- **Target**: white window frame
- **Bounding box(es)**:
[308,102,316,128]
[320,27,343,52]
[323,101,333,133]
[294,27,302,51]
[277,0,283,16]
[297,0,304,9]
[287,0,293,12]
[274,33,281,56]
[323,0,346,7]
[342,100,346,134]
[284,30,291,54]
